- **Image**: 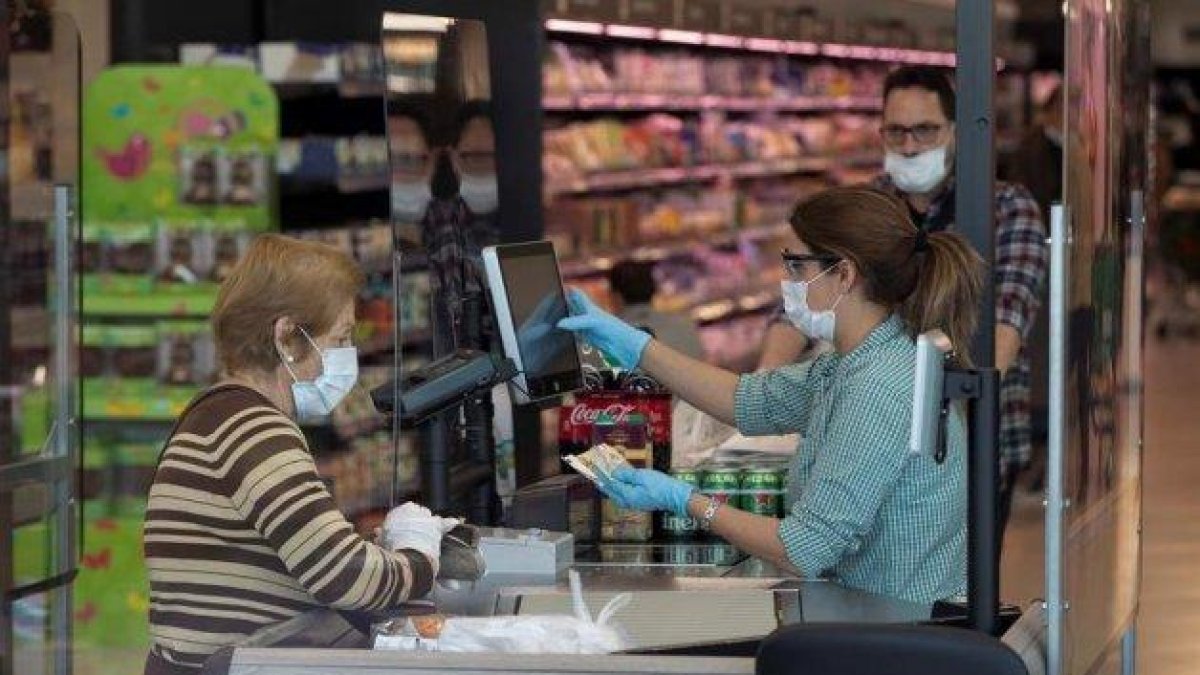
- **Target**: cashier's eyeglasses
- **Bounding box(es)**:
[781,249,842,281]
[880,123,946,147]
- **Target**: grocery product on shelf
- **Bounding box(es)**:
[544,42,889,105]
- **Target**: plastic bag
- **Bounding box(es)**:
[670,399,736,467]
[375,570,631,655]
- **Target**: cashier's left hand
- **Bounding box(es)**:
[598,467,695,517]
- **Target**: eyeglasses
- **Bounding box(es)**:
[781,249,841,280]
[880,123,946,147]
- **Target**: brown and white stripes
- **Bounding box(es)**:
[143,386,433,674]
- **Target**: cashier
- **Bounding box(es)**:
[559,187,983,604]
[143,234,455,675]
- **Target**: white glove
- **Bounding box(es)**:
[381,502,461,576]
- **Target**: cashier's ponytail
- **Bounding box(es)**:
[789,187,985,365]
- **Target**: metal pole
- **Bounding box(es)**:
[955,0,996,365]
[1046,203,1070,675]
[51,185,76,675]
[0,3,15,670]
[967,369,1000,636]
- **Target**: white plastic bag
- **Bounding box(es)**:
[670,399,736,467]
[376,570,630,654]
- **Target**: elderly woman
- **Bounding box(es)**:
[143,235,448,675]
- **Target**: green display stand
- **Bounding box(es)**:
[77,66,280,657]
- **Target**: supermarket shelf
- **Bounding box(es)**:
[547,157,831,196]
[560,222,792,278]
[280,172,391,195]
[691,287,781,326]
[357,328,433,357]
[544,93,881,113]
[83,294,215,318]
[545,19,958,67]
[273,80,385,99]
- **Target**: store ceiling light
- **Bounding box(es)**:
[382,13,451,33]
[545,18,605,35]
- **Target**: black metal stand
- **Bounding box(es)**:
[943,366,1001,636]
[460,292,498,525]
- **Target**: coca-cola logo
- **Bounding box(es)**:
[568,403,638,426]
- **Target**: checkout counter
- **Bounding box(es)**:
[199,524,962,675]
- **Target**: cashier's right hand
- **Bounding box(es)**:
[598,467,696,517]
[557,289,651,370]
[380,502,461,577]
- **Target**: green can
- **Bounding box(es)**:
[662,468,703,538]
[739,466,783,517]
[700,463,741,507]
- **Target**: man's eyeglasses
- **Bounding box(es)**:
[781,249,841,280]
[880,123,946,147]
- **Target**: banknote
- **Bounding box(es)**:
[563,443,631,484]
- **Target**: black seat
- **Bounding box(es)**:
[757,624,1030,675]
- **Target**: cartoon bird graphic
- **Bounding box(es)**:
[95,133,152,180]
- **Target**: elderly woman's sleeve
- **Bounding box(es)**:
[226,413,434,610]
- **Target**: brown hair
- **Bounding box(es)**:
[211,234,364,375]
[789,186,985,364]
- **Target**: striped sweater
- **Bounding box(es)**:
[143,385,433,674]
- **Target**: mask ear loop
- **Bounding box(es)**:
[276,326,321,384]
[811,261,849,313]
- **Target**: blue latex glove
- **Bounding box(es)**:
[597,466,696,517]
[556,289,651,370]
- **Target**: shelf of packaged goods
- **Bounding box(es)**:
[547,157,831,197]
[690,287,781,326]
[544,19,960,67]
[271,80,386,99]
[543,93,881,113]
[82,293,215,319]
[356,328,433,357]
[560,222,792,278]
[81,381,203,423]
[279,172,391,195]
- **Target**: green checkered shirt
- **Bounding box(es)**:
[735,315,967,604]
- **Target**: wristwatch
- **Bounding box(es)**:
[698,495,721,531]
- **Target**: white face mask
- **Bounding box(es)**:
[279,327,359,423]
[780,265,845,343]
[884,145,949,195]
[459,172,499,215]
[391,181,433,223]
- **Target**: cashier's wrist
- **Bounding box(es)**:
[686,493,721,530]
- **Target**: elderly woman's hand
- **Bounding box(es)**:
[381,503,461,576]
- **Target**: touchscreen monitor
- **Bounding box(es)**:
[483,241,582,403]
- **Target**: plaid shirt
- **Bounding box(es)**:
[737,316,968,604]
[769,175,1048,472]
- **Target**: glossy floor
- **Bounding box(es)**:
[1002,335,1200,675]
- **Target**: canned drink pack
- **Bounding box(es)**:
[700,463,741,507]
[662,467,702,538]
[740,466,784,517]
